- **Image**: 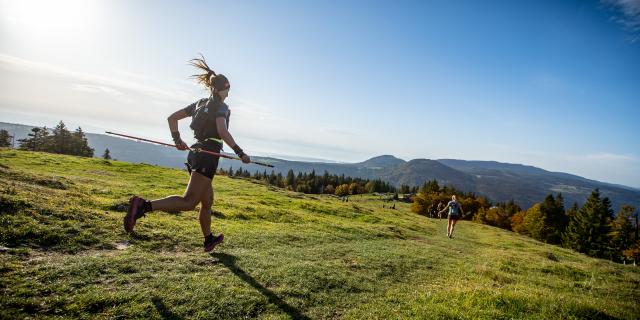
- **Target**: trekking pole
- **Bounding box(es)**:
[105,131,274,168]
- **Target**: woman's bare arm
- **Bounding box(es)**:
[167,109,190,150]
[167,109,190,132]
[216,117,250,163]
[216,117,237,148]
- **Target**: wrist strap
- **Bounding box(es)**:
[232,144,245,157]
[171,131,181,143]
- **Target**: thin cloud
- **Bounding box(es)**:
[583,152,637,162]
[73,84,123,96]
[0,53,192,103]
[602,0,640,42]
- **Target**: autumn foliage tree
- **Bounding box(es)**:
[609,205,637,262]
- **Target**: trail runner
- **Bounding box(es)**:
[438,195,465,238]
[124,56,250,252]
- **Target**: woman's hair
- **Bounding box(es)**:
[189,55,218,92]
[452,195,457,201]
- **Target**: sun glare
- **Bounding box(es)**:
[1,0,101,37]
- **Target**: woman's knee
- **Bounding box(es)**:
[201,198,212,210]
[182,196,200,210]
[201,188,214,208]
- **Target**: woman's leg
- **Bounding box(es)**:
[450,218,458,237]
[447,217,453,236]
[199,183,213,237]
[151,172,211,212]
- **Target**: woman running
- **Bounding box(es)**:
[439,195,464,238]
[124,56,250,252]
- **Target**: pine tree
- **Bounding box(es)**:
[0,129,12,147]
[72,127,94,157]
[562,189,614,259]
[285,169,296,190]
[538,193,567,244]
[18,127,49,151]
[51,121,72,154]
[567,202,579,218]
[102,148,112,160]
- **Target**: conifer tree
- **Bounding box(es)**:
[18,127,49,151]
[567,202,579,218]
[102,148,112,160]
[51,121,72,154]
[285,169,296,189]
[72,127,94,157]
[539,193,567,244]
[0,129,12,147]
[562,189,614,259]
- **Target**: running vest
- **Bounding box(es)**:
[187,97,230,143]
[448,201,460,215]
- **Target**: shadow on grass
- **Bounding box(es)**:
[151,296,184,320]
[212,252,311,320]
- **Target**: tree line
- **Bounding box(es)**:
[4,121,94,157]
[220,166,397,196]
[411,179,639,264]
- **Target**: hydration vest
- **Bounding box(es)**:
[189,97,229,142]
[449,201,460,215]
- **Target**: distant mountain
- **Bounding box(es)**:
[2,122,638,211]
[357,155,406,169]
[380,159,476,191]
[436,159,640,211]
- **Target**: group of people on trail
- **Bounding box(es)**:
[124,56,250,252]
[122,56,467,252]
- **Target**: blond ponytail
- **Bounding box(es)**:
[189,54,217,91]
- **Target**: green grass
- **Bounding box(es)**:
[1,149,638,319]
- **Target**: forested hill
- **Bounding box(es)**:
[2,122,639,211]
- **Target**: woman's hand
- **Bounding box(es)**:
[171,131,189,150]
[174,139,189,151]
[241,154,251,164]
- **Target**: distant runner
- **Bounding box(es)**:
[124,56,251,252]
[438,195,465,238]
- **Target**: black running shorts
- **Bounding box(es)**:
[187,141,222,179]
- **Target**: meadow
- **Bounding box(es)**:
[1,149,638,319]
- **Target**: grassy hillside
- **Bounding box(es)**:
[1,149,638,319]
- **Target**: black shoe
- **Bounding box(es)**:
[124,196,146,233]
[204,234,224,252]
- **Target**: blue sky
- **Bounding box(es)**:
[0,0,639,187]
